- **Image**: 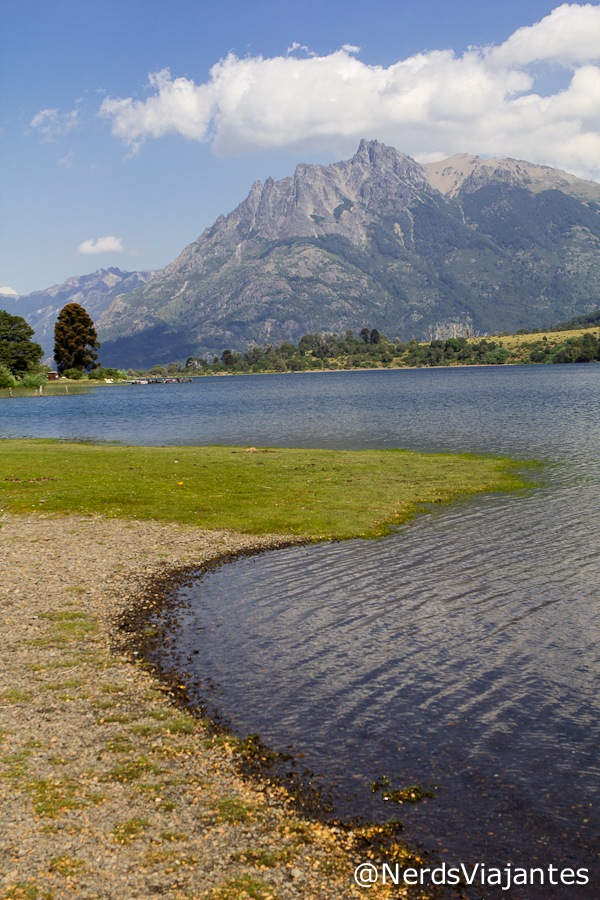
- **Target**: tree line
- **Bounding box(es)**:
[2,303,599,390]
[180,328,600,375]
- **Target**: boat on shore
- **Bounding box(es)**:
[128,377,193,385]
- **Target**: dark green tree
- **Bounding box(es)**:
[53,303,100,373]
[0,310,44,374]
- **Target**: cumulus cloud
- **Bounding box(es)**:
[99,3,600,181]
[0,286,18,296]
[487,2,600,66]
[77,236,124,255]
[286,42,317,57]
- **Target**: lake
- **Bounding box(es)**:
[3,365,599,897]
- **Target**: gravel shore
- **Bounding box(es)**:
[0,513,414,900]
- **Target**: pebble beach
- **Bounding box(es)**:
[0,513,413,900]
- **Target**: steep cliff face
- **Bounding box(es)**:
[89,141,600,367]
[1,268,156,359]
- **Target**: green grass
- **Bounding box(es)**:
[233,847,293,868]
[102,756,161,782]
[110,817,150,844]
[210,875,278,900]
[48,855,85,876]
[0,440,532,539]
[1,883,42,900]
[24,777,104,817]
[215,797,256,824]
[1,689,32,704]
[0,381,93,399]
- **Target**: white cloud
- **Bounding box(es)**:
[487,2,600,66]
[286,42,317,57]
[0,286,18,296]
[30,104,81,141]
[58,150,74,168]
[77,236,124,255]
[99,3,600,181]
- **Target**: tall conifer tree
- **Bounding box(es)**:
[54,303,100,373]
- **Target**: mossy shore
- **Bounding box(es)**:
[0,440,531,540]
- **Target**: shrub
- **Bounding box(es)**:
[88,367,124,381]
[0,364,17,388]
[63,368,85,380]
[19,372,47,388]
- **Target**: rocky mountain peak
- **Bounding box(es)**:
[4,267,157,358]
[195,139,437,248]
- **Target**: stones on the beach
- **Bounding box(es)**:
[0,513,368,899]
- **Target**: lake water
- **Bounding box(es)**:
[3,366,600,897]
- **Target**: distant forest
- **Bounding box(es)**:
[134,321,600,378]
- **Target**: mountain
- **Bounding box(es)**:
[96,141,600,368]
[1,268,155,360]
[18,141,600,369]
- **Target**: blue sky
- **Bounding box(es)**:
[2,0,600,295]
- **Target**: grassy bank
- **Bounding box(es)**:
[0,440,531,539]
[0,380,93,398]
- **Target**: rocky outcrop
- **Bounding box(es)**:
[424,153,600,200]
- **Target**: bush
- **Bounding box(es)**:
[19,372,47,388]
[62,368,85,380]
[88,367,124,381]
[0,364,17,388]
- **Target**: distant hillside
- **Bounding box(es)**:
[549,308,600,332]
[0,268,155,359]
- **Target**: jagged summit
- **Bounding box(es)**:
[195,139,435,246]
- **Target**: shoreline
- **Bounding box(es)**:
[0,513,422,900]
[2,360,598,400]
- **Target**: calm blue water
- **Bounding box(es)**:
[0,365,598,457]
[3,366,600,897]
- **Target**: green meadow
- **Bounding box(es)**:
[0,440,532,540]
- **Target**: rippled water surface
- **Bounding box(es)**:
[4,366,600,897]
